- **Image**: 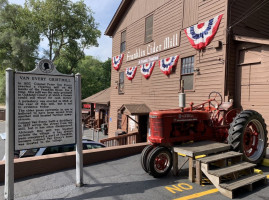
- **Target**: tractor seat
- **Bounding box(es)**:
[219,101,233,111]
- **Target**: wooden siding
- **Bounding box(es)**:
[109,0,227,136]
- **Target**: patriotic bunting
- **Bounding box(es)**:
[125,66,137,80]
[140,62,155,79]
[159,55,179,75]
[112,54,124,71]
[185,14,223,50]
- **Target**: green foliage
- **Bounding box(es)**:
[0,0,39,71]
[0,69,5,103]
[0,0,103,103]
[26,0,101,64]
[75,56,111,99]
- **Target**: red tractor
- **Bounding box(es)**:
[141,92,268,178]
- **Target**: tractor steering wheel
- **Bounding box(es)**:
[208,91,223,108]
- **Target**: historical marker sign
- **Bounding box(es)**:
[14,59,76,150]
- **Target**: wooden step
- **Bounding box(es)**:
[208,162,256,177]
[197,151,242,164]
[173,141,231,157]
[219,174,267,198]
[220,174,267,191]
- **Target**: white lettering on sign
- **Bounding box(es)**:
[14,73,75,150]
[127,33,179,62]
[138,55,159,65]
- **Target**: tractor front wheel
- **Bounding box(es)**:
[141,145,154,172]
[147,146,172,178]
[228,110,268,164]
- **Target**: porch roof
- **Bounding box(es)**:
[118,104,151,115]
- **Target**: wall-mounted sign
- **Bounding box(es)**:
[138,55,159,65]
[83,104,91,109]
[127,32,179,62]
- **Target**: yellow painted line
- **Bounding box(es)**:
[262,158,269,167]
[195,155,206,159]
[173,188,219,200]
[177,153,206,159]
[254,169,263,174]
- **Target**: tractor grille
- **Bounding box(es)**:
[150,117,163,138]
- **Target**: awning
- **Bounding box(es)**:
[81,87,110,105]
[118,104,151,115]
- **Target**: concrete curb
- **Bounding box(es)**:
[0,143,148,182]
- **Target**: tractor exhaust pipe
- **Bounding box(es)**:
[179,80,185,112]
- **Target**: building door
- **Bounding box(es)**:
[138,115,148,142]
[236,45,269,121]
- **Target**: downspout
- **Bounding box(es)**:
[223,0,230,101]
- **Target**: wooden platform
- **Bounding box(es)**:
[172,141,267,199]
[173,141,231,182]
[173,141,231,157]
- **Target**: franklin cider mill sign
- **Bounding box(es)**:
[14,59,76,150]
[126,32,179,62]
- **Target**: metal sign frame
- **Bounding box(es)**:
[4,59,83,200]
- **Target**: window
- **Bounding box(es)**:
[117,112,122,129]
[145,15,153,43]
[118,71,124,94]
[182,0,198,28]
[120,30,126,53]
[181,56,194,90]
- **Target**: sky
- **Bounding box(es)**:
[8,0,122,61]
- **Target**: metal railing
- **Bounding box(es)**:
[100,132,139,147]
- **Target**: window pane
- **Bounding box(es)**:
[119,72,124,94]
[182,75,193,90]
[121,31,126,43]
[145,15,153,43]
[181,56,194,75]
[121,31,126,53]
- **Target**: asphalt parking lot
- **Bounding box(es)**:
[0,153,269,200]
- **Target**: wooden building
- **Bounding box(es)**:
[82,87,110,129]
[105,0,269,139]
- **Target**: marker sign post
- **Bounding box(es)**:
[4,59,83,200]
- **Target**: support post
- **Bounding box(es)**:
[4,68,14,200]
[75,73,83,187]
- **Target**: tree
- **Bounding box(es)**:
[76,56,111,99]
[26,0,101,67]
[0,0,101,103]
[0,0,39,71]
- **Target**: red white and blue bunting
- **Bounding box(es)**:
[112,54,124,71]
[140,62,155,79]
[159,55,179,75]
[125,66,137,81]
[184,14,223,50]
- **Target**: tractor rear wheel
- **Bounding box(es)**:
[228,110,268,164]
[147,146,172,178]
[141,145,154,172]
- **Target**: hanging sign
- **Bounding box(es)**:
[140,62,155,79]
[159,55,179,75]
[125,66,137,81]
[185,14,223,49]
[112,54,124,70]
